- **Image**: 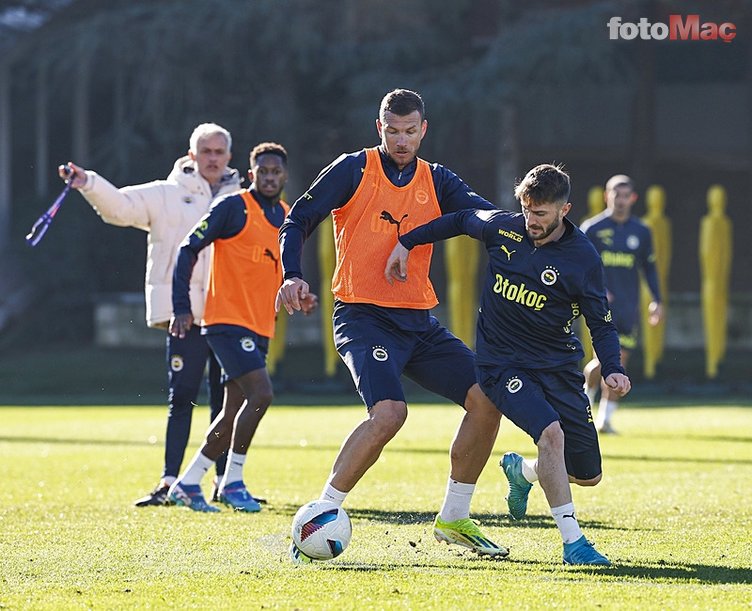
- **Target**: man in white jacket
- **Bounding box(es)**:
[58,123,242,506]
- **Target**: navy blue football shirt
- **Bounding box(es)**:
[399,209,624,377]
[580,212,661,331]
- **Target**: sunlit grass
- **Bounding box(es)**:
[1,403,751,609]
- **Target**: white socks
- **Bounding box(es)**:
[220,451,247,489]
[179,452,214,486]
[521,458,539,484]
[439,478,475,522]
[551,502,583,544]
[596,399,618,428]
[320,477,476,521]
[320,483,348,507]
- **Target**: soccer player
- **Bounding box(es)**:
[580,175,662,434]
[386,164,630,565]
[277,89,507,562]
[58,123,240,506]
[168,143,317,512]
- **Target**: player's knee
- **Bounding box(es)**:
[369,401,407,439]
[464,384,501,423]
[251,388,274,409]
[236,375,273,410]
[538,421,565,453]
[168,386,200,414]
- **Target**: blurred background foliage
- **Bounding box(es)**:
[0,0,750,396]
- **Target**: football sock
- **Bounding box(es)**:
[220,451,247,489]
[596,399,618,427]
[179,452,214,486]
[522,458,539,484]
[439,478,475,523]
[320,483,348,506]
[551,502,583,544]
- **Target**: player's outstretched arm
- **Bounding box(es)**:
[386,210,493,285]
[57,160,154,230]
[385,242,410,285]
[276,277,311,315]
[604,373,631,397]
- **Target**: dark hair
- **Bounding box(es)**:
[249,142,287,167]
[379,89,425,122]
[514,164,571,205]
[605,174,635,193]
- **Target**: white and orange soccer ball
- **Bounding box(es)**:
[291,500,352,560]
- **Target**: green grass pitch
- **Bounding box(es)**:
[1,403,751,609]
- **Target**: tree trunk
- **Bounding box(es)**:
[0,63,11,250]
[630,3,656,187]
[496,102,519,211]
[113,65,128,181]
[72,56,91,165]
[748,4,752,208]
[36,62,49,198]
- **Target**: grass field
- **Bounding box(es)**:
[2,402,751,609]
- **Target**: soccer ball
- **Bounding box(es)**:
[291,500,352,560]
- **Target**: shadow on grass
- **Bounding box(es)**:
[299,557,752,585]
[625,433,752,444]
[5,434,752,470]
[571,561,752,585]
[0,435,156,447]
[270,507,745,585]
[484,557,752,585]
[0,436,461,458]
[269,504,633,533]
[604,452,752,466]
[0,436,352,455]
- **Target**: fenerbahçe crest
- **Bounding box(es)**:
[170,355,184,372]
[240,337,256,352]
[540,266,559,286]
[372,346,389,362]
[506,376,523,394]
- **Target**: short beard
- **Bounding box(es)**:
[527,218,559,241]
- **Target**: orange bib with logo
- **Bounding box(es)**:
[331,148,440,309]
[203,191,288,337]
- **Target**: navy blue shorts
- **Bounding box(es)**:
[203,325,268,381]
[477,364,601,480]
[333,305,476,409]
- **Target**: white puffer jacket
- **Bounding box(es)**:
[80,156,242,327]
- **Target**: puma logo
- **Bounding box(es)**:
[501,244,516,261]
[563,512,576,520]
[380,210,408,238]
[263,248,278,271]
